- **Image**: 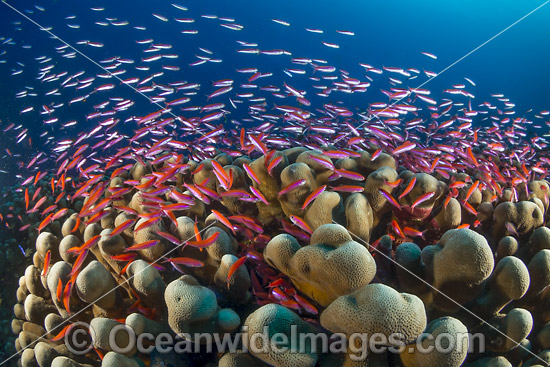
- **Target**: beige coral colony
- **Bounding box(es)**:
[2,2,550,367]
[9,147,550,367]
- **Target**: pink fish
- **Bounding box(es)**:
[278,179,306,198]
[165,257,204,268]
[124,240,160,252]
[227,256,247,287]
[403,227,425,238]
[293,294,318,315]
[392,141,416,155]
[411,191,436,209]
[42,250,51,277]
[109,219,136,237]
[331,185,364,193]
[157,231,181,245]
[378,188,401,209]
[69,249,89,277]
[398,177,416,199]
[267,156,283,176]
[309,155,334,170]
[207,86,233,100]
[289,215,313,235]
[302,185,327,210]
[249,186,270,206]
[243,163,261,185]
[184,232,220,249]
[211,210,236,235]
[334,169,364,181]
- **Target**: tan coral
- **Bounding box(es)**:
[217,164,257,216]
[433,197,462,230]
[401,316,469,367]
[464,356,512,366]
[320,283,426,343]
[248,152,287,222]
[218,351,264,367]
[295,150,333,177]
[61,213,83,237]
[519,180,550,212]
[264,223,376,307]
[214,254,251,304]
[422,228,494,312]
[89,318,133,354]
[524,250,550,299]
[472,256,530,320]
[522,226,550,260]
[357,150,397,174]
[243,303,320,367]
[478,308,533,353]
[279,162,318,217]
[75,260,124,317]
[133,218,168,262]
[397,172,446,221]
[164,275,240,339]
[344,193,374,245]
[58,235,81,263]
[126,259,165,309]
[496,236,518,262]
[304,191,345,231]
[493,201,544,241]
[364,166,398,214]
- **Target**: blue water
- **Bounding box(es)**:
[0,0,549,182]
[1,1,550,364]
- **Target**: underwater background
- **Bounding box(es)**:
[1,0,550,366]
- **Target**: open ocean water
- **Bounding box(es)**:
[0,0,550,366]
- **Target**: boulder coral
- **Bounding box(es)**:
[10,146,550,367]
[164,275,240,338]
[243,303,320,367]
[423,228,495,312]
[400,316,469,367]
[320,283,427,343]
[264,223,376,307]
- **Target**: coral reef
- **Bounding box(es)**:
[8,148,550,367]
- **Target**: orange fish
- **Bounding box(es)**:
[301,185,326,210]
[398,177,416,199]
[243,163,260,185]
[55,192,66,204]
[227,256,246,287]
[185,231,219,249]
[63,281,73,314]
[466,147,479,167]
[38,213,54,233]
[56,277,63,302]
[69,250,89,277]
[211,210,236,235]
[135,217,161,232]
[293,294,318,315]
[124,240,160,252]
[165,257,203,268]
[42,250,51,277]
[289,215,312,235]
[464,180,480,202]
[52,323,74,342]
[194,218,202,241]
[71,217,81,233]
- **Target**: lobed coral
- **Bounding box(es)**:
[9,147,550,367]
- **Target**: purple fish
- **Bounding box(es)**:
[278,179,306,198]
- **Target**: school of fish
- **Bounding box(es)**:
[2,2,550,367]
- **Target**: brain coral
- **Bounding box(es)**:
[264,223,376,307]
